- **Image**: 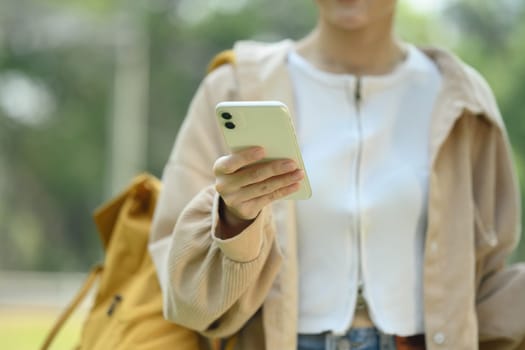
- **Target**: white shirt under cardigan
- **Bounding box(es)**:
[287,45,442,336]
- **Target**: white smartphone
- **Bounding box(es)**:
[215,100,311,200]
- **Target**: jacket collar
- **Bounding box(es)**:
[420,47,505,163]
[422,46,504,128]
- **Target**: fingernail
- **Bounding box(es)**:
[292,170,304,180]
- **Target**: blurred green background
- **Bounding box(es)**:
[0,0,524,348]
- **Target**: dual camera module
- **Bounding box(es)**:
[221,112,236,129]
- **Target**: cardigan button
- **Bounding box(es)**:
[433,332,446,345]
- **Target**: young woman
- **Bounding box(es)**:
[149,1,525,349]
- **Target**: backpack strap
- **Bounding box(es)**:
[40,265,103,350]
[206,46,264,101]
[207,50,236,74]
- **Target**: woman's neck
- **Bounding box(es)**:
[295,17,406,76]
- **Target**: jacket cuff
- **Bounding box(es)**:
[211,192,270,263]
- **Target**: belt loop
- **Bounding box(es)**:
[325,333,337,350]
[378,330,397,350]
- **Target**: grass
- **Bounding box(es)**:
[0,306,85,350]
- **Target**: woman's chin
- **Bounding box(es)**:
[330,15,369,31]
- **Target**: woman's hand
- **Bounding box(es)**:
[213,146,304,239]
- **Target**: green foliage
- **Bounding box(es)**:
[0,3,111,270]
[44,0,118,15]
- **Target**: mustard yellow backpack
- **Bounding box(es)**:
[40,174,206,350]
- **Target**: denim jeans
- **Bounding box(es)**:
[298,328,397,350]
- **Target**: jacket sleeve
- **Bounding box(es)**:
[149,64,282,338]
[471,115,525,349]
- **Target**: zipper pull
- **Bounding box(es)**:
[107,294,122,316]
[354,77,362,106]
[356,284,367,310]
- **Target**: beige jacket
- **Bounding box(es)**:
[149,40,525,350]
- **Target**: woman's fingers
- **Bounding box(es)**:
[238,159,298,187]
[230,181,302,220]
[249,181,302,210]
[213,146,304,223]
[220,169,304,220]
[217,158,299,193]
[232,169,304,203]
[213,147,265,175]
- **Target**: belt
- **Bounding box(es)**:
[395,334,426,350]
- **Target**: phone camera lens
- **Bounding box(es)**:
[224,122,236,129]
[221,112,232,120]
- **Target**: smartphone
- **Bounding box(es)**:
[215,101,311,200]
